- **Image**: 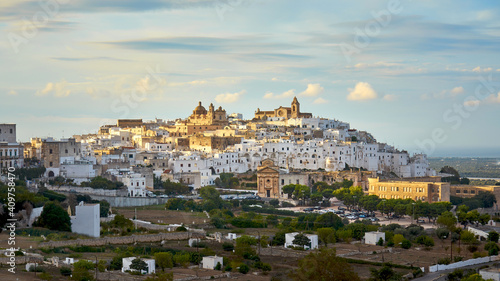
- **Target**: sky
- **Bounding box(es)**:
[1,0,500,157]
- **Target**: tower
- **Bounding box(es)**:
[291,97,300,118]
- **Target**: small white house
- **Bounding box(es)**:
[202,256,223,270]
[226,233,238,240]
[71,202,100,238]
[284,232,319,250]
[364,231,385,245]
[189,238,201,247]
[122,257,155,274]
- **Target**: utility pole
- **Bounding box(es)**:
[412,203,415,225]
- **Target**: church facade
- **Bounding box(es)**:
[254,97,312,120]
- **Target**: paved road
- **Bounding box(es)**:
[414,260,499,281]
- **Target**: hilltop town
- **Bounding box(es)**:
[1,98,500,281]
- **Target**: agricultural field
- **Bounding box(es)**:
[429,157,500,179]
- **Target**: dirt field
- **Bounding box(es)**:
[116,205,210,226]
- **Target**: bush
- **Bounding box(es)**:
[401,239,411,249]
[238,264,250,274]
[224,264,232,272]
[222,242,234,251]
[416,235,435,247]
[60,267,72,276]
[473,251,488,258]
[376,238,384,246]
[437,257,451,265]
[215,262,222,270]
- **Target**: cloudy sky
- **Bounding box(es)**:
[2,0,500,157]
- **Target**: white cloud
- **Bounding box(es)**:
[383,94,397,101]
[347,82,378,101]
[477,10,494,21]
[313,97,328,104]
[485,92,500,104]
[426,86,465,99]
[450,86,464,96]
[215,90,246,103]
[36,83,54,96]
[300,83,324,97]
[263,89,295,99]
[472,66,493,73]
[8,90,17,95]
[271,77,279,81]
[463,99,480,107]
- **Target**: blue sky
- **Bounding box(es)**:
[1,0,500,157]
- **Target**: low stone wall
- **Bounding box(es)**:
[86,195,169,207]
[0,256,43,265]
[39,232,205,248]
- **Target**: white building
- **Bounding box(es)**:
[122,173,147,197]
[71,202,100,238]
[284,232,318,250]
[364,231,385,245]
[202,256,223,270]
[122,257,156,274]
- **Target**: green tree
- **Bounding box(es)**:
[36,201,71,231]
[437,211,457,232]
[369,264,402,281]
[283,184,297,197]
[154,252,173,271]
[238,264,250,274]
[72,260,95,281]
[488,231,499,243]
[173,252,191,268]
[314,212,343,230]
[290,248,360,281]
[317,228,336,246]
[293,233,311,249]
[130,258,148,273]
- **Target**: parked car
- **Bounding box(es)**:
[346,215,358,220]
[338,206,346,211]
[417,219,425,223]
[369,217,380,222]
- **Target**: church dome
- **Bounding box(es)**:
[193,101,207,115]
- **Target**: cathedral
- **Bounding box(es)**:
[254,97,312,120]
[188,101,228,125]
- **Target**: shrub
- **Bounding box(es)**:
[376,238,384,246]
[215,262,222,270]
[437,257,451,265]
[416,235,435,247]
[473,251,488,258]
[238,264,250,274]
[401,239,412,249]
[60,266,72,276]
[224,264,232,272]
[222,242,234,251]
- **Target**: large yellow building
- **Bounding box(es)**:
[167,102,229,137]
[450,185,500,209]
[367,177,450,203]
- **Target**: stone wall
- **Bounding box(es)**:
[39,232,205,248]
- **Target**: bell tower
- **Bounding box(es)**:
[291,97,300,118]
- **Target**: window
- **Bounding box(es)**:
[49,149,53,154]
[296,179,299,184]
[49,162,53,167]
[281,179,284,185]
[10,129,13,134]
